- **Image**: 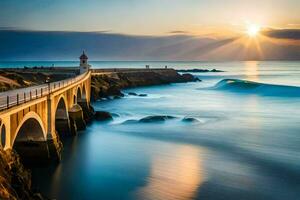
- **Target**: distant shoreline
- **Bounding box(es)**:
[176,68,224,73]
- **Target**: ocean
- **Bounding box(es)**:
[3,61,299,200]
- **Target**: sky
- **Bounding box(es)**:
[1,0,300,35]
[0,0,299,60]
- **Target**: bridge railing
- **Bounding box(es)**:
[0,71,89,111]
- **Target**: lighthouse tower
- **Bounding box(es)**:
[79,51,90,74]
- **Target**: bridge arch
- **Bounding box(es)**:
[0,122,6,148]
[55,94,69,116]
[76,86,82,103]
[55,95,72,137]
[13,112,46,145]
[12,112,48,164]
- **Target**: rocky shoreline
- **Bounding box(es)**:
[0,149,44,200]
[91,69,199,100]
[0,68,198,199]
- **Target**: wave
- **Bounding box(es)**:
[212,79,300,97]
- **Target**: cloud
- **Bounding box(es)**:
[0,26,21,30]
[262,28,300,40]
[0,29,299,61]
[287,24,300,27]
[168,30,189,34]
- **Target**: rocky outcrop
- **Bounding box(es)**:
[94,111,113,121]
[181,73,201,81]
[91,69,199,100]
[78,102,95,124]
[0,148,45,200]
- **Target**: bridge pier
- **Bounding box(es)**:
[55,117,73,136]
[47,134,63,163]
[68,104,86,131]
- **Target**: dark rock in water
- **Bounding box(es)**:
[122,119,139,124]
[139,115,177,123]
[128,92,138,96]
[181,73,201,82]
[128,92,147,97]
[114,96,122,99]
[211,69,223,72]
[107,86,125,97]
[138,94,148,97]
[182,117,199,123]
[95,111,113,121]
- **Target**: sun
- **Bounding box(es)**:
[246,24,261,37]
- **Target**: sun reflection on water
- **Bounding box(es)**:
[245,61,259,81]
[135,145,205,200]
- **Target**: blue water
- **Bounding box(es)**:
[27,61,300,200]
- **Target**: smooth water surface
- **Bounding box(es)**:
[30,61,300,200]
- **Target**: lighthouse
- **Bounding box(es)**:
[79,51,91,74]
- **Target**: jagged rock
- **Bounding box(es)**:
[0,148,47,200]
[107,86,124,97]
[95,111,113,121]
[78,102,95,124]
[181,73,201,82]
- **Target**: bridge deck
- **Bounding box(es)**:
[0,68,171,111]
[0,72,88,111]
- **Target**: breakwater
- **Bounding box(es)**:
[91,68,199,100]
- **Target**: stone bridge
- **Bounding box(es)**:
[0,54,93,164]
